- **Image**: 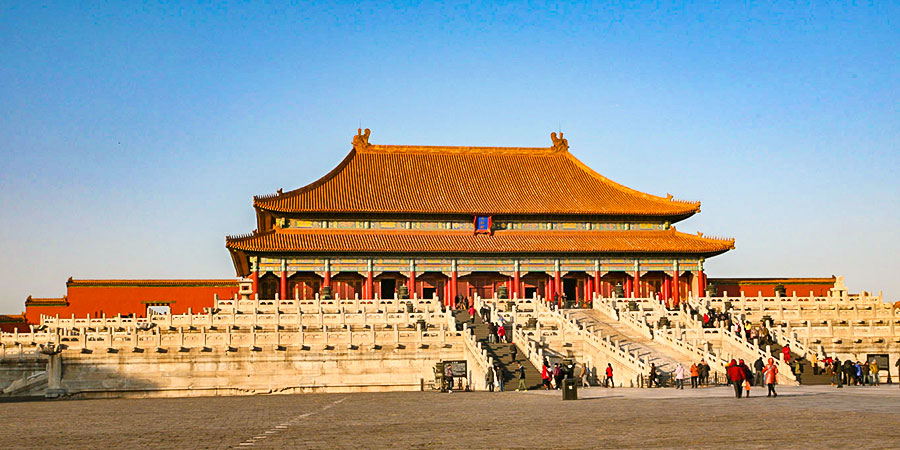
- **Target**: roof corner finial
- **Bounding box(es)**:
[550,131,568,152]
[353,128,371,151]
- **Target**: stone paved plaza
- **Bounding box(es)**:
[2,386,899,449]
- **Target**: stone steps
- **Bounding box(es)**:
[454,310,543,389]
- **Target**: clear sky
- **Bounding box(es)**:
[1,1,897,313]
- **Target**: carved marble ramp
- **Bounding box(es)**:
[568,309,681,380]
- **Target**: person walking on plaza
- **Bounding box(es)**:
[690,363,699,388]
[648,363,658,388]
[727,359,745,398]
[860,360,869,386]
[444,363,454,393]
[509,342,517,363]
[754,357,765,386]
[699,359,710,386]
[605,363,614,388]
[485,364,495,392]
[516,362,527,391]
[553,363,563,390]
[674,363,685,389]
[580,363,590,388]
[870,360,880,386]
[764,357,778,397]
[541,362,551,390]
[496,364,505,392]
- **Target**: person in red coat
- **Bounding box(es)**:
[726,359,745,398]
[782,344,791,363]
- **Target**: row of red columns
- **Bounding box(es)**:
[256,267,702,304]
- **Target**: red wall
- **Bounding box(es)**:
[710,278,835,297]
[24,280,240,324]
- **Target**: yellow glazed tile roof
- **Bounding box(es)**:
[253,132,700,217]
[226,228,734,256]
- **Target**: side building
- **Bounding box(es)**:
[226,130,734,306]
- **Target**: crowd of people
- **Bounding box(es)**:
[818,356,882,386]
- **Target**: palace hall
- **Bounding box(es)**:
[225,129,734,307]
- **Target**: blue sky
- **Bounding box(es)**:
[1,1,897,312]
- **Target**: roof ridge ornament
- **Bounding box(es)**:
[353,128,371,151]
[550,132,568,152]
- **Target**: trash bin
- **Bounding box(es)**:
[563,378,578,400]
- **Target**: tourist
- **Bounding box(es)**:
[496,364,505,392]
[541,362,551,389]
[516,362,527,391]
[793,359,803,384]
[782,344,791,364]
[738,359,752,386]
[699,359,710,386]
[605,363,614,388]
[553,363,563,390]
[468,304,476,324]
[485,364,494,392]
[751,357,763,386]
[690,362,699,388]
[648,363,658,388]
[855,361,863,385]
[826,361,835,385]
[445,363,454,393]
[579,363,590,388]
[488,322,497,343]
[726,359,745,398]
[860,360,869,386]
[843,359,854,385]
[811,353,819,375]
[497,323,506,343]
[674,363,685,389]
[509,342,517,362]
[869,360,879,386]
[764,357,778,397]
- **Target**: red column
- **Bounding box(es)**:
[594,270,601,297]
[673,271,680,306]
[699,270,707,296]
[279,271,287,299]
[251,270,259,296]
[366,271,373,299]
[513,269,520,298]
[544,280,551,303]
[584,278,592,304]
[663,277,671,302]
[408,270,416,298]
[625,276,632,298]
[633,271,641,298]
[450,271,458,307]
[554,271,561,305]
[323,269,331,288]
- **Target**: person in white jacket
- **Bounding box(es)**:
[674,364,685,389]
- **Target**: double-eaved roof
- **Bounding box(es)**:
[227,131,733,276]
